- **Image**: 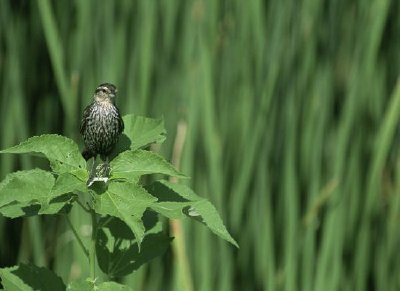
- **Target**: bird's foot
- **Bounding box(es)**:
[87,162,111,187]
[96,162,111,177]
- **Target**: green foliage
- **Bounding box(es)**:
[0,135,87,179]
[0,169,75,218]
[1,0,400,290]
[96,215,171,278]
[67,280,133,291]
[94,182,157,247]
[0,264,65,291]
[110,150,186,182]
[148,180,238,248]
[0,114,236,289]
[121,115,166,150]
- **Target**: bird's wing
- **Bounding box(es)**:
[80,104,91,135]
[118,108,124,134]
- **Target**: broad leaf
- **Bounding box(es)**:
[94,181,157,247]
[0,170,78,218]
[122,114,166,150]
[149,180,239,247]
[66,280,93,291]
[0,169,55,208]
[97,212,161,240]
[0,264,65,291]
[67,280,133,291]
[97,282,133,290]
[52,173,87,196]
[0,134,87,179]
[96,215,171,277]
[0,194,74,218]
[110,150,186,181]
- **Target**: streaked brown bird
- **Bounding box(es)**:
[80,83,124,165]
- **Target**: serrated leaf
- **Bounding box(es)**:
[149,180,239,247]
[0,201,42,218]
[0,194,74,218]
[0,263,65,291]
[149,201,193,219]
[110,150,186,181]
[97,282,133,291]
[94,181,157,247]
[96,216,171,277]
[122,114,166,150]
[52,173,87,196]
[187,199,238,246]
[0,134,87,177]
[66,280,93,291]
[0,170,77,218]
[0,169,55,208]
[67,280,133,291]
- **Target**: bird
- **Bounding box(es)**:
[80,83,124,177]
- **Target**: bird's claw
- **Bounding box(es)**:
[87,162,111,187]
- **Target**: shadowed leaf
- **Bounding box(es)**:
[0,263,65,291]
[96,216,171,277]
[93,181,157,248]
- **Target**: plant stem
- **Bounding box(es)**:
[89,209,98,281]
[169,120,194,291]
[65,214,89,258]
[76,198,91,213]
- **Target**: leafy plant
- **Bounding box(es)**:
[0,114,237,290]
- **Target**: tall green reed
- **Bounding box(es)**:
[1,0,400,290]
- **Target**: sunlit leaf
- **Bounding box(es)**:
[97,282,133,291]
[0,134,87,179]
[149,180,238,247]
[110,149,186,181]
[67,280,133,291]
[0,263,65,291]
[0,169,55,208]
[0,170,78,218]
[66,280,93,291]
[122,114,166,150]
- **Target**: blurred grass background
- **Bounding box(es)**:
[1,0,400,290]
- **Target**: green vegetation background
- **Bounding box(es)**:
[1,0,400,290]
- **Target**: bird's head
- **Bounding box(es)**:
[94,83,117,103]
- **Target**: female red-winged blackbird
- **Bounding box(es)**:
[80,83,124,163]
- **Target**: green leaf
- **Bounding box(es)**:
[66,280,93,291]
[0,169,55,208]
[97,232,172,278]
[96,215,171,277]
[0,134,87,179]
[110,150,186,181]
[122,114,166,150]
[148,201,192,219]
[0,170,78,218]
[97,282,133,291]
[52,173,87,196]
[0,263,65,291]
[0,194,74,218]
[94,181,157,247]
[67,280,133,291]
[97,282,132,291]
[149,180,239,247]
